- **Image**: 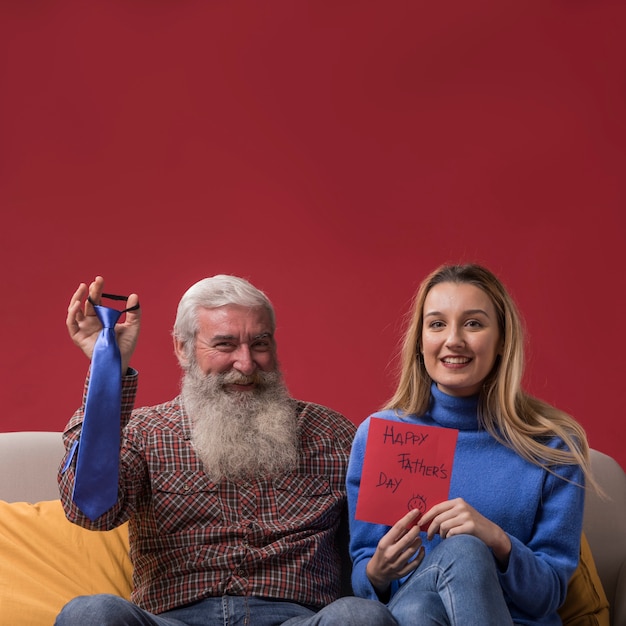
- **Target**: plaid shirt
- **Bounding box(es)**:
[58,371,356,615]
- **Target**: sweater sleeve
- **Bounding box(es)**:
[497,446,585,618]
[347,417,402,600]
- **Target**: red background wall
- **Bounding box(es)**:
[1,1,625,470]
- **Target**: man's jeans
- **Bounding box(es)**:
[55,594,398,626]
[387,535,514,626]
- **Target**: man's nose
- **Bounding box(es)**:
[233,345,256,375]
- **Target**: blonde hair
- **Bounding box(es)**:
[385,263,596,489]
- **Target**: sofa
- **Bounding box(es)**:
[0,431,624,626]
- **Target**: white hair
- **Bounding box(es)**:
[172,275,276,359]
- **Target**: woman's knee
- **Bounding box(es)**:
[420,535,496,582]
[436,534,491,563]
[437,535,499,583]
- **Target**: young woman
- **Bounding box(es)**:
[347,264,594,626]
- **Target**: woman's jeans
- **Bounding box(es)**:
[55,594,398,626]
[387,535,514,626]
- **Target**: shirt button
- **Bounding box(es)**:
[238,569,245,576]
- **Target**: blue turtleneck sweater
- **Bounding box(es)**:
[347,384,584,626]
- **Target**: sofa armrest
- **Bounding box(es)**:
[583,449,626,626]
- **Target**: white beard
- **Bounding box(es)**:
[181,364,299,482]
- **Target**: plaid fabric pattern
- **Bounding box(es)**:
[59,372,356,614]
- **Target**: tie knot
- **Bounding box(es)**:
[94,305,123,329]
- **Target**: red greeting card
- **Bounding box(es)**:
[355,418,458,526]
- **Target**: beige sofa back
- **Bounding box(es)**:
[0,431,63,503]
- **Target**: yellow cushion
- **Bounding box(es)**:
[559,532,610,626]
[0,499,132,626]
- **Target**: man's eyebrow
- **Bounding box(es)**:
[209,332,273,342]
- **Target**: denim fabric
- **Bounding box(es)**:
[55,594,398,626]
[387,535,514,626]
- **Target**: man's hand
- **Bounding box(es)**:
[66,276,141,374]
[366,509,425,597]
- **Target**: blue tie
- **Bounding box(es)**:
[72,295,136,520]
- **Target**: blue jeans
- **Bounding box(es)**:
[55,594,398,626]
[387,535,514,626]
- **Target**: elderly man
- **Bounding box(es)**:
[56,275,396,626]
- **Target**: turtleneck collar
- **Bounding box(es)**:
[428,382,480,430]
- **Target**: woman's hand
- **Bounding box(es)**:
[366,509,425,597]
[419,498,512,566]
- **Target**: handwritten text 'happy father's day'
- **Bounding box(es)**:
[378,424,450,494]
